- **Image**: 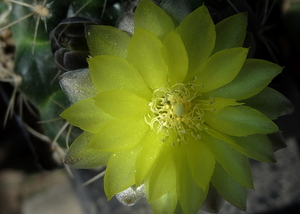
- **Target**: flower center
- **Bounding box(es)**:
[146,81,214,144]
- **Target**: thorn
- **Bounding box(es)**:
[82,167,106,186]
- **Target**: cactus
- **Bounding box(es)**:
[0,0,296,213]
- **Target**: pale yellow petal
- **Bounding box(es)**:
[127,28,168,90]
[95,90,150,119]
[134,0,175,40]
[176,5,215,81]
[162,31,188,85]
[88,55,152,100]
[211,163,247,211]
[87,25,130,58]
[135,130,164,186]
[176,147,207,214]
[150,189,178,214]
[196,48,248,93]
[148,143,176,202]
[64,132,111,169]
[231,134,276,162]
[204,106,279,136]
[205,59,282,100]
[90,117,149,152]
[104,145,141,199]
[187,137,215,190]
[202,132,253,189]
[61,98,113,133]
[212,13,247,54]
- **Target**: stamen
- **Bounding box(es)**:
[146,81,210,144]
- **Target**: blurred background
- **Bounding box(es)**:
[0,0,300,213]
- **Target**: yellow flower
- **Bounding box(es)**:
[60,0,293,213]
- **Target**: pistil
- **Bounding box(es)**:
[146,81,208,144]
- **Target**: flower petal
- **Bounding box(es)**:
[61,98,114,133]
[204,106,279,136]
[211,163,247,211]
[134,0,175,40]
[230,134,276,162]
[269,132,287,152]
[212,13,247,54]
[159,0,192,25]
[94,90,150,119]
[176,147,207,214]
[150,189,178,214]
[135,130,164,186]
[59,68,97,104]
[202,132,253,189]
[90,117,149,152]
[199,97,243,113]
[205,59,283,100]
[104,145,141,200]
[203,127,245,152]
[127,28,168,90]
[88,55,152,100]
[86,25,130,58]
[201,185,224,213]
[196,47,248,93]
[64,132,111,169]
[148,143,176,202]
[187,137,215,190]
[162,31,188,85]
[176,5,216,81]
[242,87,294,119]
